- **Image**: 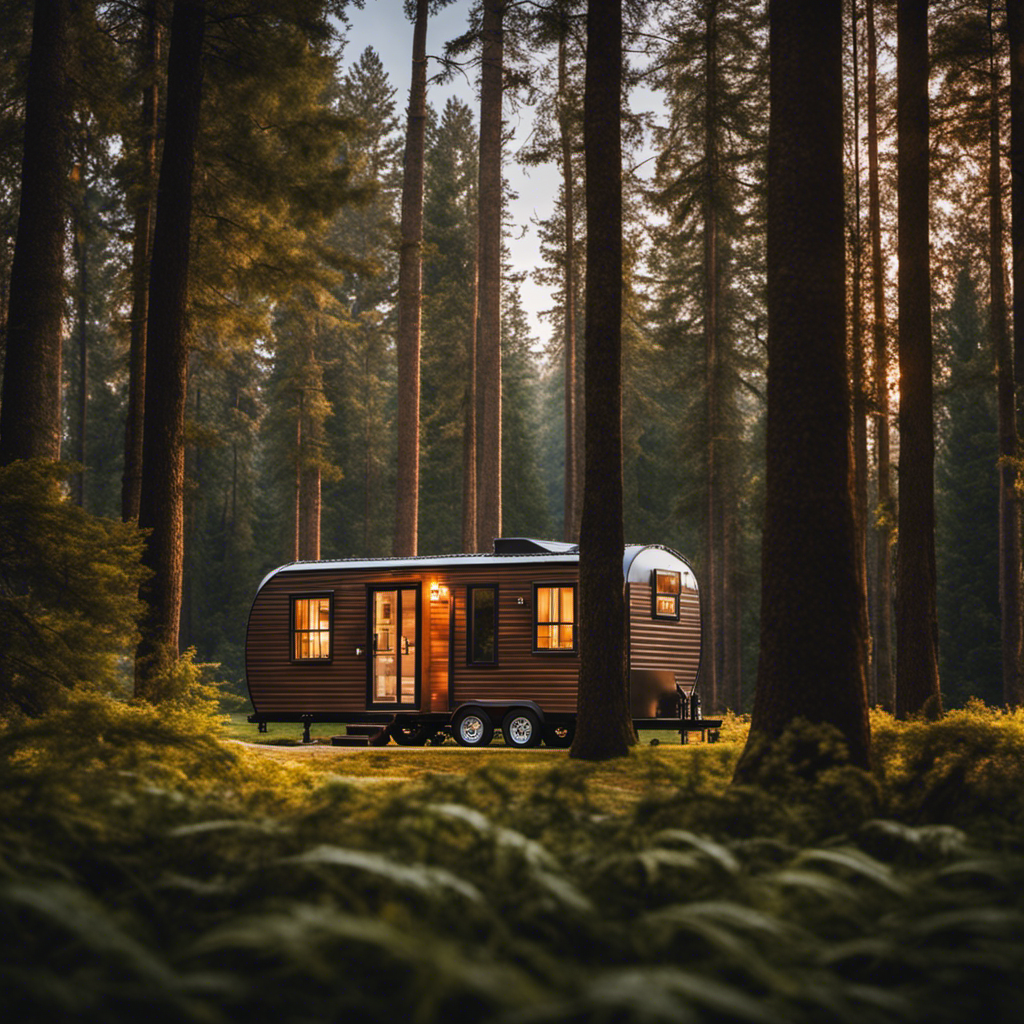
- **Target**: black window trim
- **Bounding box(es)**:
[651,569,681,621]
[532,581,578,655]
[290,591,335,664]
[466,583,500,666]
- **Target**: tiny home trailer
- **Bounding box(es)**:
[245,538,716,747]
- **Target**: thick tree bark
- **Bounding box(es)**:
[122,0,161,522]
[558,31,579,543]
[895,0,941,718]
[394,0,428,556]
[735,0,870,776]
[0,0,70,466]
[988,1,1022,707]
[867,0,895,709]
[703,0,721,713]
[1008,0,1024,708]
[571,0,633,761]
[134,0,206,699]
[850,2,869,681]
[476,1,504,551]
[1012,0,1024,393]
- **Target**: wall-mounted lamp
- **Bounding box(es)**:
[430,581,449,602]
[517,597,525,606]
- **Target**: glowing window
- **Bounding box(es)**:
[652,570,681,620]
[292,595,332,661]
[534,584,576,652]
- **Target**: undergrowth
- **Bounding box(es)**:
[2,696,1024,1023]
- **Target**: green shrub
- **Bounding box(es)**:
[0,460,147,715]
[872,701,1024,843]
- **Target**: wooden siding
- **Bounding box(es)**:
[246,560,701,717]
[427,593,450,712]
[450,567,580,714]
[628,582,701,690]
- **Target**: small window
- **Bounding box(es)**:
[652,570,681,620]
[534,584,576,652]
[467,585,498,665]
[292,594,332,661]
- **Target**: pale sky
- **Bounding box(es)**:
[339,0,570,349]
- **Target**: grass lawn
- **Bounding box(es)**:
[223,711,745,813]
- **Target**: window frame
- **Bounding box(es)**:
[290,592,334,663]
[651,569,681,621]
[532,581,578,655]
[466,584,500,666]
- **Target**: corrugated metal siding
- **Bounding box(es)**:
[628,583,702,690]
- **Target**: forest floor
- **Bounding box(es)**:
[224,712,744,812]
[4,698,1024,1023]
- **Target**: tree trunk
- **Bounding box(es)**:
[299,331,323,562]
[989,1,1022,707]
[462,248,478,552]
[394,0,428,557]
[867,0,895,709]
[850,1,869,678]
[895,0,941,719]
[72,150,89,507]
[122,0,161,522]
[1011,0,1024,394]
[134,0,206,699]
[558,29,579,543]
[293,395,301,560]
[723,499,741,710]
[735,0,870,776]
[476,1,504,551]
[703,0,721,713]
[570,0,632,761]
[0,0,70,466]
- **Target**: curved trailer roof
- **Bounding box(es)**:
[255,538,699,593]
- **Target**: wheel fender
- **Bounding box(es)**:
[450,700,546,726]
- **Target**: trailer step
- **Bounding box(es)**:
[331,723,390,747]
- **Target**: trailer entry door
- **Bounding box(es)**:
[370,587,419,706]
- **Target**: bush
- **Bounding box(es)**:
[0,460,147,715]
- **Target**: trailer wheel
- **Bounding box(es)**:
[543,722,575,748]
[502,708,541,748]
[391,722,431,746]
[452,708,493,747]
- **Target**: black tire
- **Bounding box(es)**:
[390,722,430,746]
[543,721,575,748]
[452,708,494,747]
[502,708,542,748]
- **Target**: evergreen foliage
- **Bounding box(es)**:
[3,697,1024,1022]
[0,461,146,715]
[935,269,1001,707]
